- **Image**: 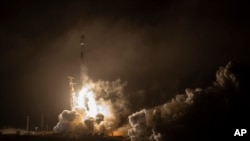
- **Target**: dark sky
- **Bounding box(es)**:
[0,0,249,130]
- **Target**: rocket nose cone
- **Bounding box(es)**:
[80,34,85,45]
[81,34,85,40]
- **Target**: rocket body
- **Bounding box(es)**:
[68,76,77,109]
[80,34,88,86]
[67,34,89,110]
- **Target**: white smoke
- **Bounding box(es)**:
[53,110,82,133]
[128,90,196,141]
[54,61,240,139]
[54,78,129,135]
[214,61,238,88]
[128,109,148,141]
[128,62,239,141]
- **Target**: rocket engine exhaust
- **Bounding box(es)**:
[53,34,129,136]
[53,33,245,141]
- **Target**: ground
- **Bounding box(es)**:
[0,134,128,141]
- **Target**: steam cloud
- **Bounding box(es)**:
[53,61,248,140]
[128,62,241,141]
[53,78,129,135]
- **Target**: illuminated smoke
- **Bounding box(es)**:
[53,110,82,133]
[54,78,129,135]
[54,61,242,139]
[128,89,195,141]
[128,62,239,141]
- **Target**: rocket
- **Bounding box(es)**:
[80,34,88,86]
[68,76,77,109]
[68,34,89,110]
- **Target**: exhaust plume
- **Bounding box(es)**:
[54,78,129,136]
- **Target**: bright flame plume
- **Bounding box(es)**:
[74,85,109,119]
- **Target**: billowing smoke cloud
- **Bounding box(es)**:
[53,61,248,140]
[53,110,82,133]
[128,62,241,141]
[54,78,130,136]
[128,89,195,141]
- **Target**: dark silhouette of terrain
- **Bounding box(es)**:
[0,134,128,141]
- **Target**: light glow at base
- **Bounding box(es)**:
[72,83,110,121]
[108,130,123,136]
[54,78,128,136]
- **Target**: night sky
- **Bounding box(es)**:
[0,0,249,137]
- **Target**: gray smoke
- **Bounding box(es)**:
[53,110,82,133]
[128,61,239,141]
[128,109,148,141]
[128,90,195,141]
[53,78,129,135]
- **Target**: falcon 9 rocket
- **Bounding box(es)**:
[68,34,89,110]
[80,34,88,86]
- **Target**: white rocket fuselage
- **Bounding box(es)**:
[68,76,77,109]
[68,35,89,110]
[80,34,88,87]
